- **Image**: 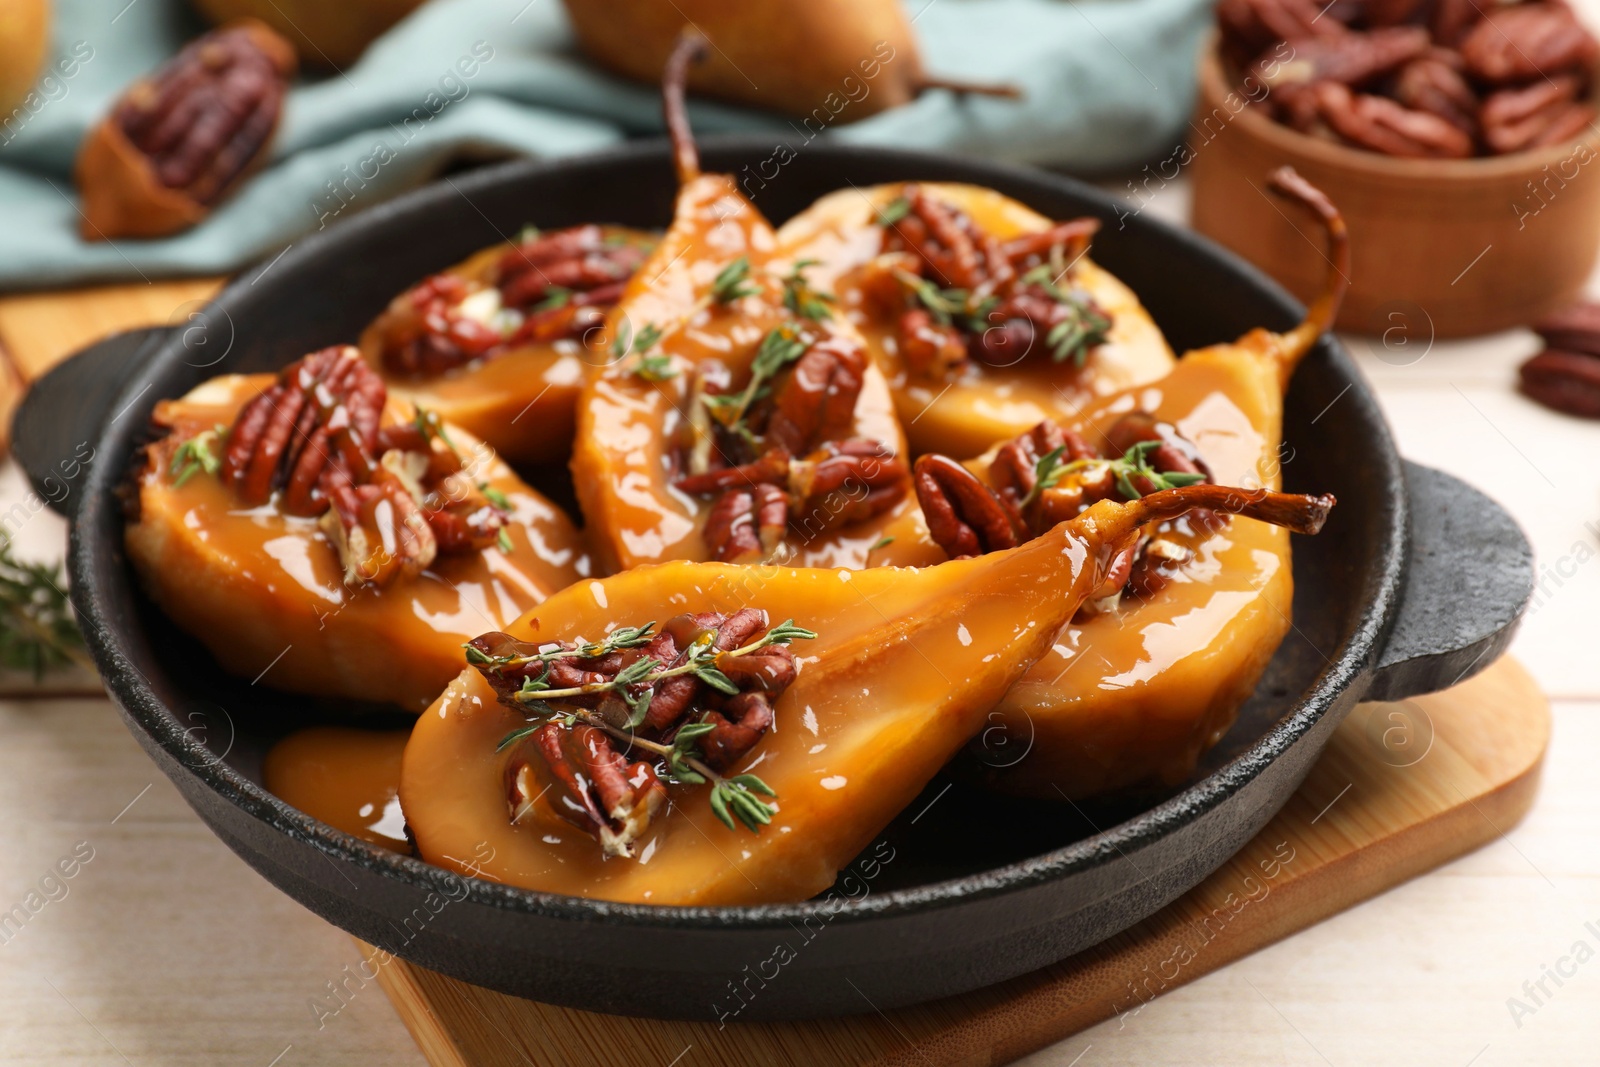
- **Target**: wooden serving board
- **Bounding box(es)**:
[359,655,1548,1067]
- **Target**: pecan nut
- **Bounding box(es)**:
[791,438,910,527]
[1519,349,1600,417]
[222,346,386,514]
[75,21,296,240]
[475,609,800,855]
[1481,77,1593,154]
[1393,55,1480,137]
[703,483,788,562]
[1315,82,1475,158]
[1533,302,1600,356]
[506,723,667,858]
[1461,4,1599,85]
[1259,27,1430,91]
[914,454,1026,559]
[1217,0,1348,65]
[376,226,649,378]
[765,338,867,456]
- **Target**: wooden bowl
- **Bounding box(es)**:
[1189,43,1600,338]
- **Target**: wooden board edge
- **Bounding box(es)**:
[938,715,1550,1067]
[362,942,473,1067]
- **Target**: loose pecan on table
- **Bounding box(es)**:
[76,20,296,240]
[1520,302,1600,417]
[376,225,651,377]
[472,609,800,856]
[208,346,510,586]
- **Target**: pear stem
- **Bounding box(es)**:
[663,28,708,185]
[1117,484,1336,538]
[1268,166,1349,377]
[914,75,1023,99]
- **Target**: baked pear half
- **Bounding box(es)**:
[126,346,589,711]
[775,180,1176,458]
[360,223,656,466]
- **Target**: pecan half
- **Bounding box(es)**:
[376,226,650,378]
[765,338,867,456]
[989,420,1095,513]
[475,609,802,856]
[1481,77,1593,154]
[76,21,296,240]
[1259,27,1431,92]
[1461,4,1599,85]
[1217,0,1347,65]
[1315,82,1475,158]
[1394,55,1480,137]
[704,483,789,562]
[507,723,667,858]
[791,438,910,527]
[318,474,437,588]
[1534,302,1600,356]
[222,346,386,514]
[1519,349,1600,417]
[898,309,969,376]
[885,184,1014,293]
[914,454,1025,559]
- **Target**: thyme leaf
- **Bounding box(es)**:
[169,425,225,487]
[780,259,835,321]
[876,196,911,226]
[1059,440,1207,502]
[0,537,90,678]
[710,256,760,304]
[532,286,571,313]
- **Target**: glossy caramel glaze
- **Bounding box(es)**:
[401,511,1140,906]
[125,374,590,711]
[775,182,1177,458]
[570,173,916,573]
[264,727,411,852]
[360,227,656,466]
[927,330,1305,799]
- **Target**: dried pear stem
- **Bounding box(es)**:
[1267,166,1350,382]
[1104,483,1336,540]
[663,28,708,185]
[913,75,1023,99]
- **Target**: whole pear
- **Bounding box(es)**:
[560,0,1014,122]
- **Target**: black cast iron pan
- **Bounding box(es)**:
[15,138,1533,1020]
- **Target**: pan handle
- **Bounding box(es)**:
[9,328,172,521]
[1365,461,1533,702]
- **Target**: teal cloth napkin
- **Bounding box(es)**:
[0,0,1211,288]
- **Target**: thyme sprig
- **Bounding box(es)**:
[780,259,835,321]
[1019,444,1069,510]
[496,709,780,831]
[1052,440,1207,502]
[1020,265,1112,366]
[0,537,91,677]
[710,256,760,304]
[702,323,809,434]
[892,269,995,334]
[876,196,911,226]
[532,286,571,313]
[487,619,817,834]
[169,425,226,487]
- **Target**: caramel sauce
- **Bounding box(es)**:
[855,332,1295,798]
[400,513,1126,906]
[125,374,590,710]
[264,727,412,852]
[775,182,1177,458]
[360,227,656,467]
[571,174,915,573]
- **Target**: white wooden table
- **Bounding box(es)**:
[2,183,1598,1067]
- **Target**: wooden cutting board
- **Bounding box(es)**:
[358,655,1547,1067]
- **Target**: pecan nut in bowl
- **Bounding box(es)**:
[359,223,657,465]
[124,347,590,710]
[75,20,296,240]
